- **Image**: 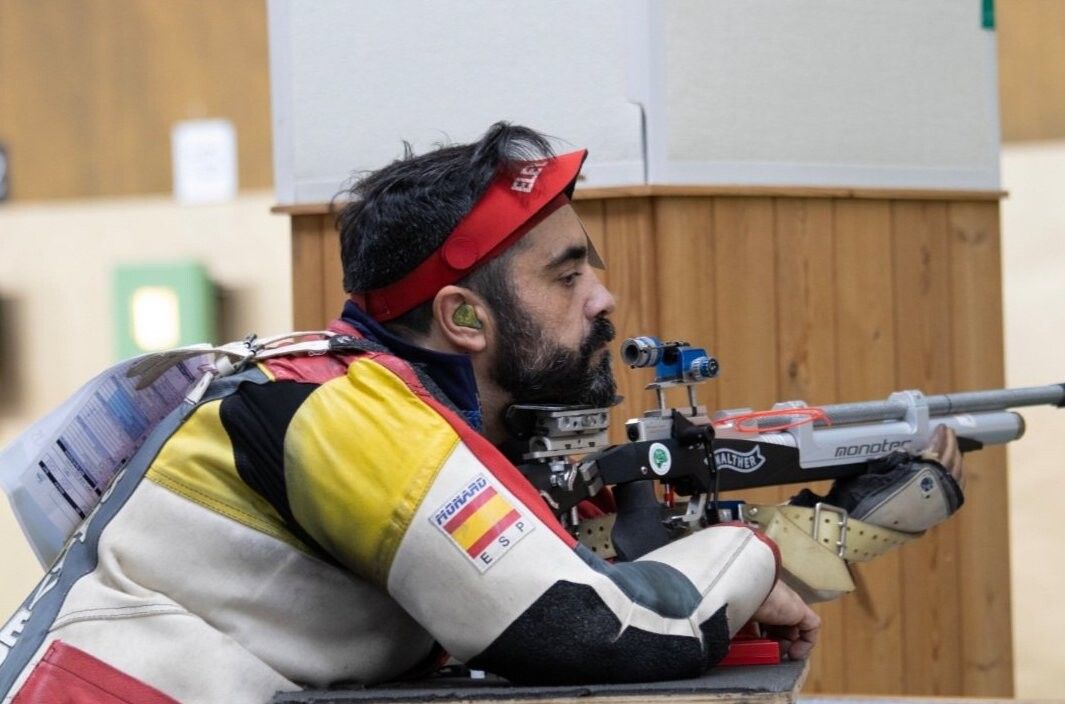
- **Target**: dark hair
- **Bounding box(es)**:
[336,122,555,334]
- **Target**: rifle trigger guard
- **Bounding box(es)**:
[667,493,707,531]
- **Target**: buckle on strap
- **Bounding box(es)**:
[812,503,849,558]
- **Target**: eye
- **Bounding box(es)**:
[560,271,582,287]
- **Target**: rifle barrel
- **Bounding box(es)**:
[815,383,1065,427]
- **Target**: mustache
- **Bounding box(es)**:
[580,316,616,357]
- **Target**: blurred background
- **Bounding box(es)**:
[0,0,1062,697]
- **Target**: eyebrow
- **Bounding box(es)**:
[545,244,588,271]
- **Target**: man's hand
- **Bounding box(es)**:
[922,424,966,490]
[750,580,820,660]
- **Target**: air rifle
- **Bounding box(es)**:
[510,336,1064,562]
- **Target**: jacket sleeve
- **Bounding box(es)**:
[283,357,778,684]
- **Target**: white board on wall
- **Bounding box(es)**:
[269,0,1002,203]
[640,0,1001,189]
[269,0,646,205]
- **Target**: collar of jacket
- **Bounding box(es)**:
[338,300,483,431]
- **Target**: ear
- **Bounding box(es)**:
[432,285,489,353]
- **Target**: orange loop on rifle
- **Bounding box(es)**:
[712,408,830,433]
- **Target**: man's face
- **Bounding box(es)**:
[487,204,618,408]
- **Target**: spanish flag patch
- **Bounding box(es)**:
[431,474,534,572]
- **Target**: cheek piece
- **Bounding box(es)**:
[352,150,589,322]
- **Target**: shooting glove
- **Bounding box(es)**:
[790,451,965,533]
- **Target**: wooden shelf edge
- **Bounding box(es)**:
[271,203,339,216]
[273,185,1006,215]
[575,184,1008,201]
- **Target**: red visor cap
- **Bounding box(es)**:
[358,149,588,321]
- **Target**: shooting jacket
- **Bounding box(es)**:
[0,304,779,704]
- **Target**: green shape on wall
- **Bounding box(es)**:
[113,261,215,360]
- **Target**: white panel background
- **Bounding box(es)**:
[650,0,1000,188]
[270,0,1001,204]
[269,0,645,204]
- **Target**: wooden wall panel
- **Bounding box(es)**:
[599,199,661,439]
[712,198,781,510]
[773,200,837,405]
[287,193,1008,697]
[652,197,718,414]
[570,200,606,255]
[0,0,272,201]
[891,202,963,694]
[833,200,904,693]
[320,218,345,324]
[999,0,1065,142]
[291,215,328,331]
[948,202,1013,696]
[772,199,844,691]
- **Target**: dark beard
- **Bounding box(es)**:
[489,296,618,409]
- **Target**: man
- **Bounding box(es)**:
[0,123,961,703]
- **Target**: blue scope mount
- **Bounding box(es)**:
[620,336,719,385]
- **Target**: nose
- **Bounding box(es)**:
[585,272,616,319]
